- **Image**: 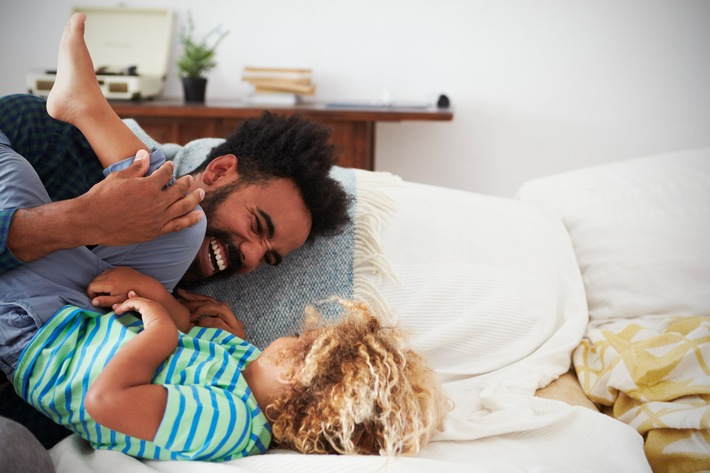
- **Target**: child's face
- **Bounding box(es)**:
[260,334,301,367]
[246,334,302,408]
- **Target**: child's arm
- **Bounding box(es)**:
[84,293,177,441]
[88,267,191,332]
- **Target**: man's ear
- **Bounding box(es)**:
[201,154,238,186]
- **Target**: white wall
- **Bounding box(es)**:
[2,0,709,197]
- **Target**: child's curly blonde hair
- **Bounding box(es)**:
[265,300,449,456]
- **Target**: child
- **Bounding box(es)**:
[265,300,449,456]
[0,13,447,462]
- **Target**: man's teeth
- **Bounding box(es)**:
[210,238,227,272]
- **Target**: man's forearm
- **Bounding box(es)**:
[7,197,95,263]
[4,153,204,271]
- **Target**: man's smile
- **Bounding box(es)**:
[209,237,228,272]
[198,237,230,277]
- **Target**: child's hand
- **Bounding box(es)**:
[113,291,174,330]
[88,267,163,307]
[175,288,246,339]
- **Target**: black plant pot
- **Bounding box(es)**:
[182,77,207,103]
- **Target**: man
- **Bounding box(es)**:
[0,95,351,286]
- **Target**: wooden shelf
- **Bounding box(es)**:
[111,99,453,170]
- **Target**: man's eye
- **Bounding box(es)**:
[265,251,284,266]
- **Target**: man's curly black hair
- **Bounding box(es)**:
[190,111,351,240]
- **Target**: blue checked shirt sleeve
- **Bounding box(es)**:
[0,208,22,274]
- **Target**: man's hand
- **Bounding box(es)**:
[175,288,246,339]
[78,151,205,246]
[7,150,205,263]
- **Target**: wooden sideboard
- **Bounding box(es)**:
[110,100,453,170]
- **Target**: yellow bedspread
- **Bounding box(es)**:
[573,315,710,473]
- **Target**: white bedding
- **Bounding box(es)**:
[517,147,710,471]
[50,166,653,472]
[516,146,710,326]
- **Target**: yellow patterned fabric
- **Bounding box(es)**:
[573,315,710,473]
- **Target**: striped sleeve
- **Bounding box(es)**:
[153,384,258,461]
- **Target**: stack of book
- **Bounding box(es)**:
[242,67,315,105]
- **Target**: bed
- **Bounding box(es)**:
[48,125,709,473]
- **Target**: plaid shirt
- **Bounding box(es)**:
[0,94,104,274]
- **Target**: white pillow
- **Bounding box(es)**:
[368,180,589,441]
[517,147,710,324]
[375,181,587,381]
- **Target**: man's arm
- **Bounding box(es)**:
[3,155,204,270]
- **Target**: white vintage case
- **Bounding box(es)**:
[27,6,173,100]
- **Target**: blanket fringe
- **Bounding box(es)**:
[351,170,401,323]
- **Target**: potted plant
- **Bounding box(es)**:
[177,12,228,103]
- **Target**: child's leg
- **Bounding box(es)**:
[92,215,206,292]
[46,12,148,168]
[0,94,105,198]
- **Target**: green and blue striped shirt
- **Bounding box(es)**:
[13,305,272,462]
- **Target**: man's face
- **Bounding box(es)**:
[181,176,312,285]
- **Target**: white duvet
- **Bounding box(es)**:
[50,163,655,472]
[518,146,710,472]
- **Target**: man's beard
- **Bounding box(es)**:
[177,181,244,289]
[178,231,243,289]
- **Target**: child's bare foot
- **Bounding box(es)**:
[46,12,108,127]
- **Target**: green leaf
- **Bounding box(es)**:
[177,11,229,78]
